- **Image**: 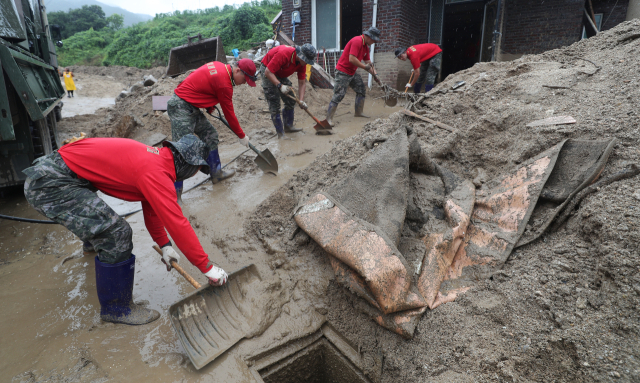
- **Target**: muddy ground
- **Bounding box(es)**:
[3,20,640,382]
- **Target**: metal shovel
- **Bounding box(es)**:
[284,90,333,134]
[371,71,398,107]
[208,107,278,174]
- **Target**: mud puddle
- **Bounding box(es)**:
[1,97,401,381]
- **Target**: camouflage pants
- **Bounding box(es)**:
[168,94,219,153]
[417,52,442,85]
[23,152,132,264]
[260,64,296,115]
[331,70,366,104]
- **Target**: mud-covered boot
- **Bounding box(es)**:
[206,149,235,184]
[325,101,338,127]
[174,181,184,205]
[271,113,285,139]
[424,84,434,93]
[95,255,160,325]
[354,96,369,118]
[282,108,302,133]
[413,82,424,94]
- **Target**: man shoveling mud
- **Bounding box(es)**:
[168,58,257,201]
[23,135,229,325]
[259,43,316,138]
[395,43,442,93]
[324,26,381,128]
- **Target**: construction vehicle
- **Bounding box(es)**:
[0,0,65,189]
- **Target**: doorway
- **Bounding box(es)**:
[340,0,363,48]
[441,1,485,79]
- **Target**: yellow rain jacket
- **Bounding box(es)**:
[63,71,76,91]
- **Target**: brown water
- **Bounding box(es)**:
[1,98,401,382]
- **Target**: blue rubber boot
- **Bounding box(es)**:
[206,149,235,184]
[271,113,285,139]
[424,84,434,93]
[413,82,424,94]
[174,181,184,205]
[95,255,160,325]
[282,108,302,133]
[354,95,369,118]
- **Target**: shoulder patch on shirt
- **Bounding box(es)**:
[147,146,160,155]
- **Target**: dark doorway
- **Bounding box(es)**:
[341,0,363,49]
[441,1,485,79]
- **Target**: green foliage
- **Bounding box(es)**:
[53,0,281,68]
[48,5,109,39]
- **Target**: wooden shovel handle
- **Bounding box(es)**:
[405,71,415,93]
[284,91,324,125]
[152,245,201,289]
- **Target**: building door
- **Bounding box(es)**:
[340,0,363,48]
[441,1,485,79]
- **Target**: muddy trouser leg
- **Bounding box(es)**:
[418,52,441,92]
[350,73,368,117]
[330,71,353,104]
[168,94,219,153]
[261,66,283,115]
[23,153,132,264]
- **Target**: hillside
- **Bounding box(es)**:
[46,0,152,27]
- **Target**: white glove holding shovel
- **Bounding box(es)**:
[161,246,181,271]
[205,265,228,286]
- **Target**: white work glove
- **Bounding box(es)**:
[238,135,249,147]
[299,101,308,110]
[279,84,290,94]
[161,246,181,271]
[204,265,228,286]
[363,63,372,72]
[405,83,412,88]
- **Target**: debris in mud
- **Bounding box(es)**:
[247,19,640,382]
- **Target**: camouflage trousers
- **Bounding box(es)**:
[331,70,366,104]
[23,152,132,264]
[260,64,296,115]
[417,52,442,85]
[168,94,219,153]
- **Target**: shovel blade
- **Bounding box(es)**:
[313,120,333,134]
[254,148,278,174]
[385,96,398,107]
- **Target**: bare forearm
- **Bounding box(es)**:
[411,68,420,85]
[265,69,279,86]
[349,54,368,70]
[298,79,306,101]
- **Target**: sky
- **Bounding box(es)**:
[99,0,249,16]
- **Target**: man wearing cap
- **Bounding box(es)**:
[395,43,442,93]
[23,134,229,326]
[260,43,316,138]
[168,58,257,201]
[324,27,381,128]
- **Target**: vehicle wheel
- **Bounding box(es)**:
[54,105,62,121]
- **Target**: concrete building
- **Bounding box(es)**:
[279,0,631,89]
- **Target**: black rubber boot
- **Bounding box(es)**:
[282,108,302,133]
[354,96,369,118]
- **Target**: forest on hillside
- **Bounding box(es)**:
[52,0,281,68]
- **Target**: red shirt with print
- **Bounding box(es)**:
[406,43,442,70]
[261,45,306,80]
[58,138,213,274]
[174,61,245,138]
[336,35,370,76]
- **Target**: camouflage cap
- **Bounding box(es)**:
[296,43,316,66]
[363,26,381,42]
[162,134,209,174]
[395,47,407,58]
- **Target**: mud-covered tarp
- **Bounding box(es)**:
[294,127,615,338]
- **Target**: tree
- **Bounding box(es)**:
[106,14,124,31]
[48,5,108,39]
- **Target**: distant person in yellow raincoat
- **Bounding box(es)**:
[63,68,76,98]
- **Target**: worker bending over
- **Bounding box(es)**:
[260,43,316,138]
[325,26,381,128]
[23,135,228,325]
[395,43,442,93]
[168,59,257,201]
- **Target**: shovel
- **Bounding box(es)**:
[370,70,398,107]
[207,107,278,174]
[284,89,333,135]
[152,245,261,370]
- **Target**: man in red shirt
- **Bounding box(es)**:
[395,43,442,93]
[23,135,229,325]
[169,58,257,202]
[260,44,316,138]
[324,27,381,129]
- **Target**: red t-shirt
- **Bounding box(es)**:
[174,62,245,139]
[261,45,306,80]
[58,138,212,274]
[406,43,442,70]
[336,35,371,76]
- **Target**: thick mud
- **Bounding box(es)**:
[2,70,401,381]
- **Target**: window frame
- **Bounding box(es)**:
[311,0,341,52]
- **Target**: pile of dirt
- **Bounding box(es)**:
[65,65,166,86]
[242,19,640,382]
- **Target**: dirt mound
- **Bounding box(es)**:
[244,19,640,382]
[65,65,166,86]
